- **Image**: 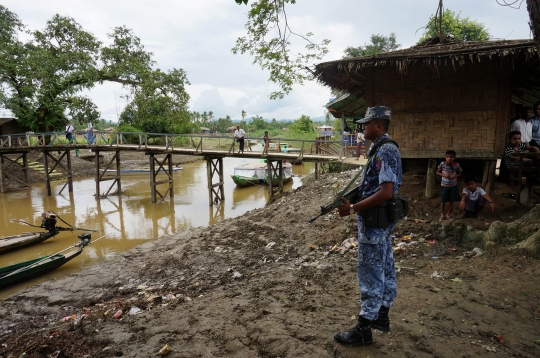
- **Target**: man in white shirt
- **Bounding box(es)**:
[510,106,533,144]
[234,125,246,153]
[65,120,74,144]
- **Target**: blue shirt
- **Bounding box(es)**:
[531,116,540,143]
[357,134,403,244]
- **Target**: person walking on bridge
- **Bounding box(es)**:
[234,125,246,153]
[334,106,403,347]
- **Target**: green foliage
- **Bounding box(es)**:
[249,115,268,131]
[418,9,490,43]
[115,124,141,144]
[0,6,191,133]
[288,114,315,136]
[232,0,330,100]
[215,115,234,133]
[343,33,401,58]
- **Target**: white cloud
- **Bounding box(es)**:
[2,0,532,123]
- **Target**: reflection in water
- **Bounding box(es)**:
[0,158,314,298]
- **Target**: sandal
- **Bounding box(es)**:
[477,214,485,221]
[445,215,452,221]
[438,216,445,222]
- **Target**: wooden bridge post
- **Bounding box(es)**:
[43,151,52,196]
[0,155,4,193]
[267,160,284,200]
[0,152,31,192]
[96,150,122,198]
[149,153,174,203]
[206,157,225,206]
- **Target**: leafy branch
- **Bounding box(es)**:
[232,0,329,99]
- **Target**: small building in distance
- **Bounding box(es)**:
[0,118,29,135]
[314,38,540,196]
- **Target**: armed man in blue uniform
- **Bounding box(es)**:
[334,106,403,346]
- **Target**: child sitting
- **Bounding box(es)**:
[459,177,496,221]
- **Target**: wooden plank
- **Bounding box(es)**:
[425,159,438,199]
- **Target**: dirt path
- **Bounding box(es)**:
[1,162,539,357]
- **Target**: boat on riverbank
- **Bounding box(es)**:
[99,167,182,175]
[0,231,59,255]
[231,162,293,187]
[0,234,93,289]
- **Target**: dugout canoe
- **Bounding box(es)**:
[0,246,84,289]
[0,231,59,255]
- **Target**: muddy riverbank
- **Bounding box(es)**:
[1,158,540,357]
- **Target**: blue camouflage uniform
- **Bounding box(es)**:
[356,133,402,321]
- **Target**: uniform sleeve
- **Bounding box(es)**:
[478,188,486,196]
[377,145,400,186]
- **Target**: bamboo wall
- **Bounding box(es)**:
[367,61,511,158]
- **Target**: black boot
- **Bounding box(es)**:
[334,316,373,346]
[371,306,390,332]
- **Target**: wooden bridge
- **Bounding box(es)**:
[0,131,359,204]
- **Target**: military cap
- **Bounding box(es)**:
[356,106,391,124]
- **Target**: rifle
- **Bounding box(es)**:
[308,164,366,223]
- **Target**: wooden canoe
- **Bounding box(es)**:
[0,231,59,254]
[0,246,83,289]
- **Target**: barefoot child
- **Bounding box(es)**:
[436,150,463,221]
[459,177,496,221]
[262,131,270,155]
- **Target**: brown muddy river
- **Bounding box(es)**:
[0,158,314,298]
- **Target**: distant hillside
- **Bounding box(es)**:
[232,115,328,123]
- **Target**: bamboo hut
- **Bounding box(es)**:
[314,39,540,196]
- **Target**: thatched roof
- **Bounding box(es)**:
[0,118,15,126]
[314,39,540,111]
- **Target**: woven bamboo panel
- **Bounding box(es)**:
[389,111,497,152]
[371,62,504,156]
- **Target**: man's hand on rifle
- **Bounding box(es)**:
[336,197,352,217]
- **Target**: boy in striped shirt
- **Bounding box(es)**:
[436,150,463,222]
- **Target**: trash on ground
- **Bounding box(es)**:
[473,247,484,256]
[214,246,223,253]
[451,277,463,282]
[266,242,276,249]
[158,344,172,357]
[113,310,123,319]
[128,306,142,315]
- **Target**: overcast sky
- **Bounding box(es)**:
[1,0,533,121]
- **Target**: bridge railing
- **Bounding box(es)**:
[0,131,351,159]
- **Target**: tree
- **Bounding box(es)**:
[241,109,247,121]
[343,33,401,58]
[0,6,191,133]
[418,9,490,43]
[288,114,315,135]
[250,115,267,131]
[233,0,330,100]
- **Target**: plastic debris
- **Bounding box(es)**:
[232,271,242,279]
[128,307,142,316]
[158,344,172,357]
[266,242,276,249]
[214,246,223,253]
[61,315,76,322]
[113,310,123,319]
[451,278,463,282]
[495,334,505,344]
[473,247,484,257]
